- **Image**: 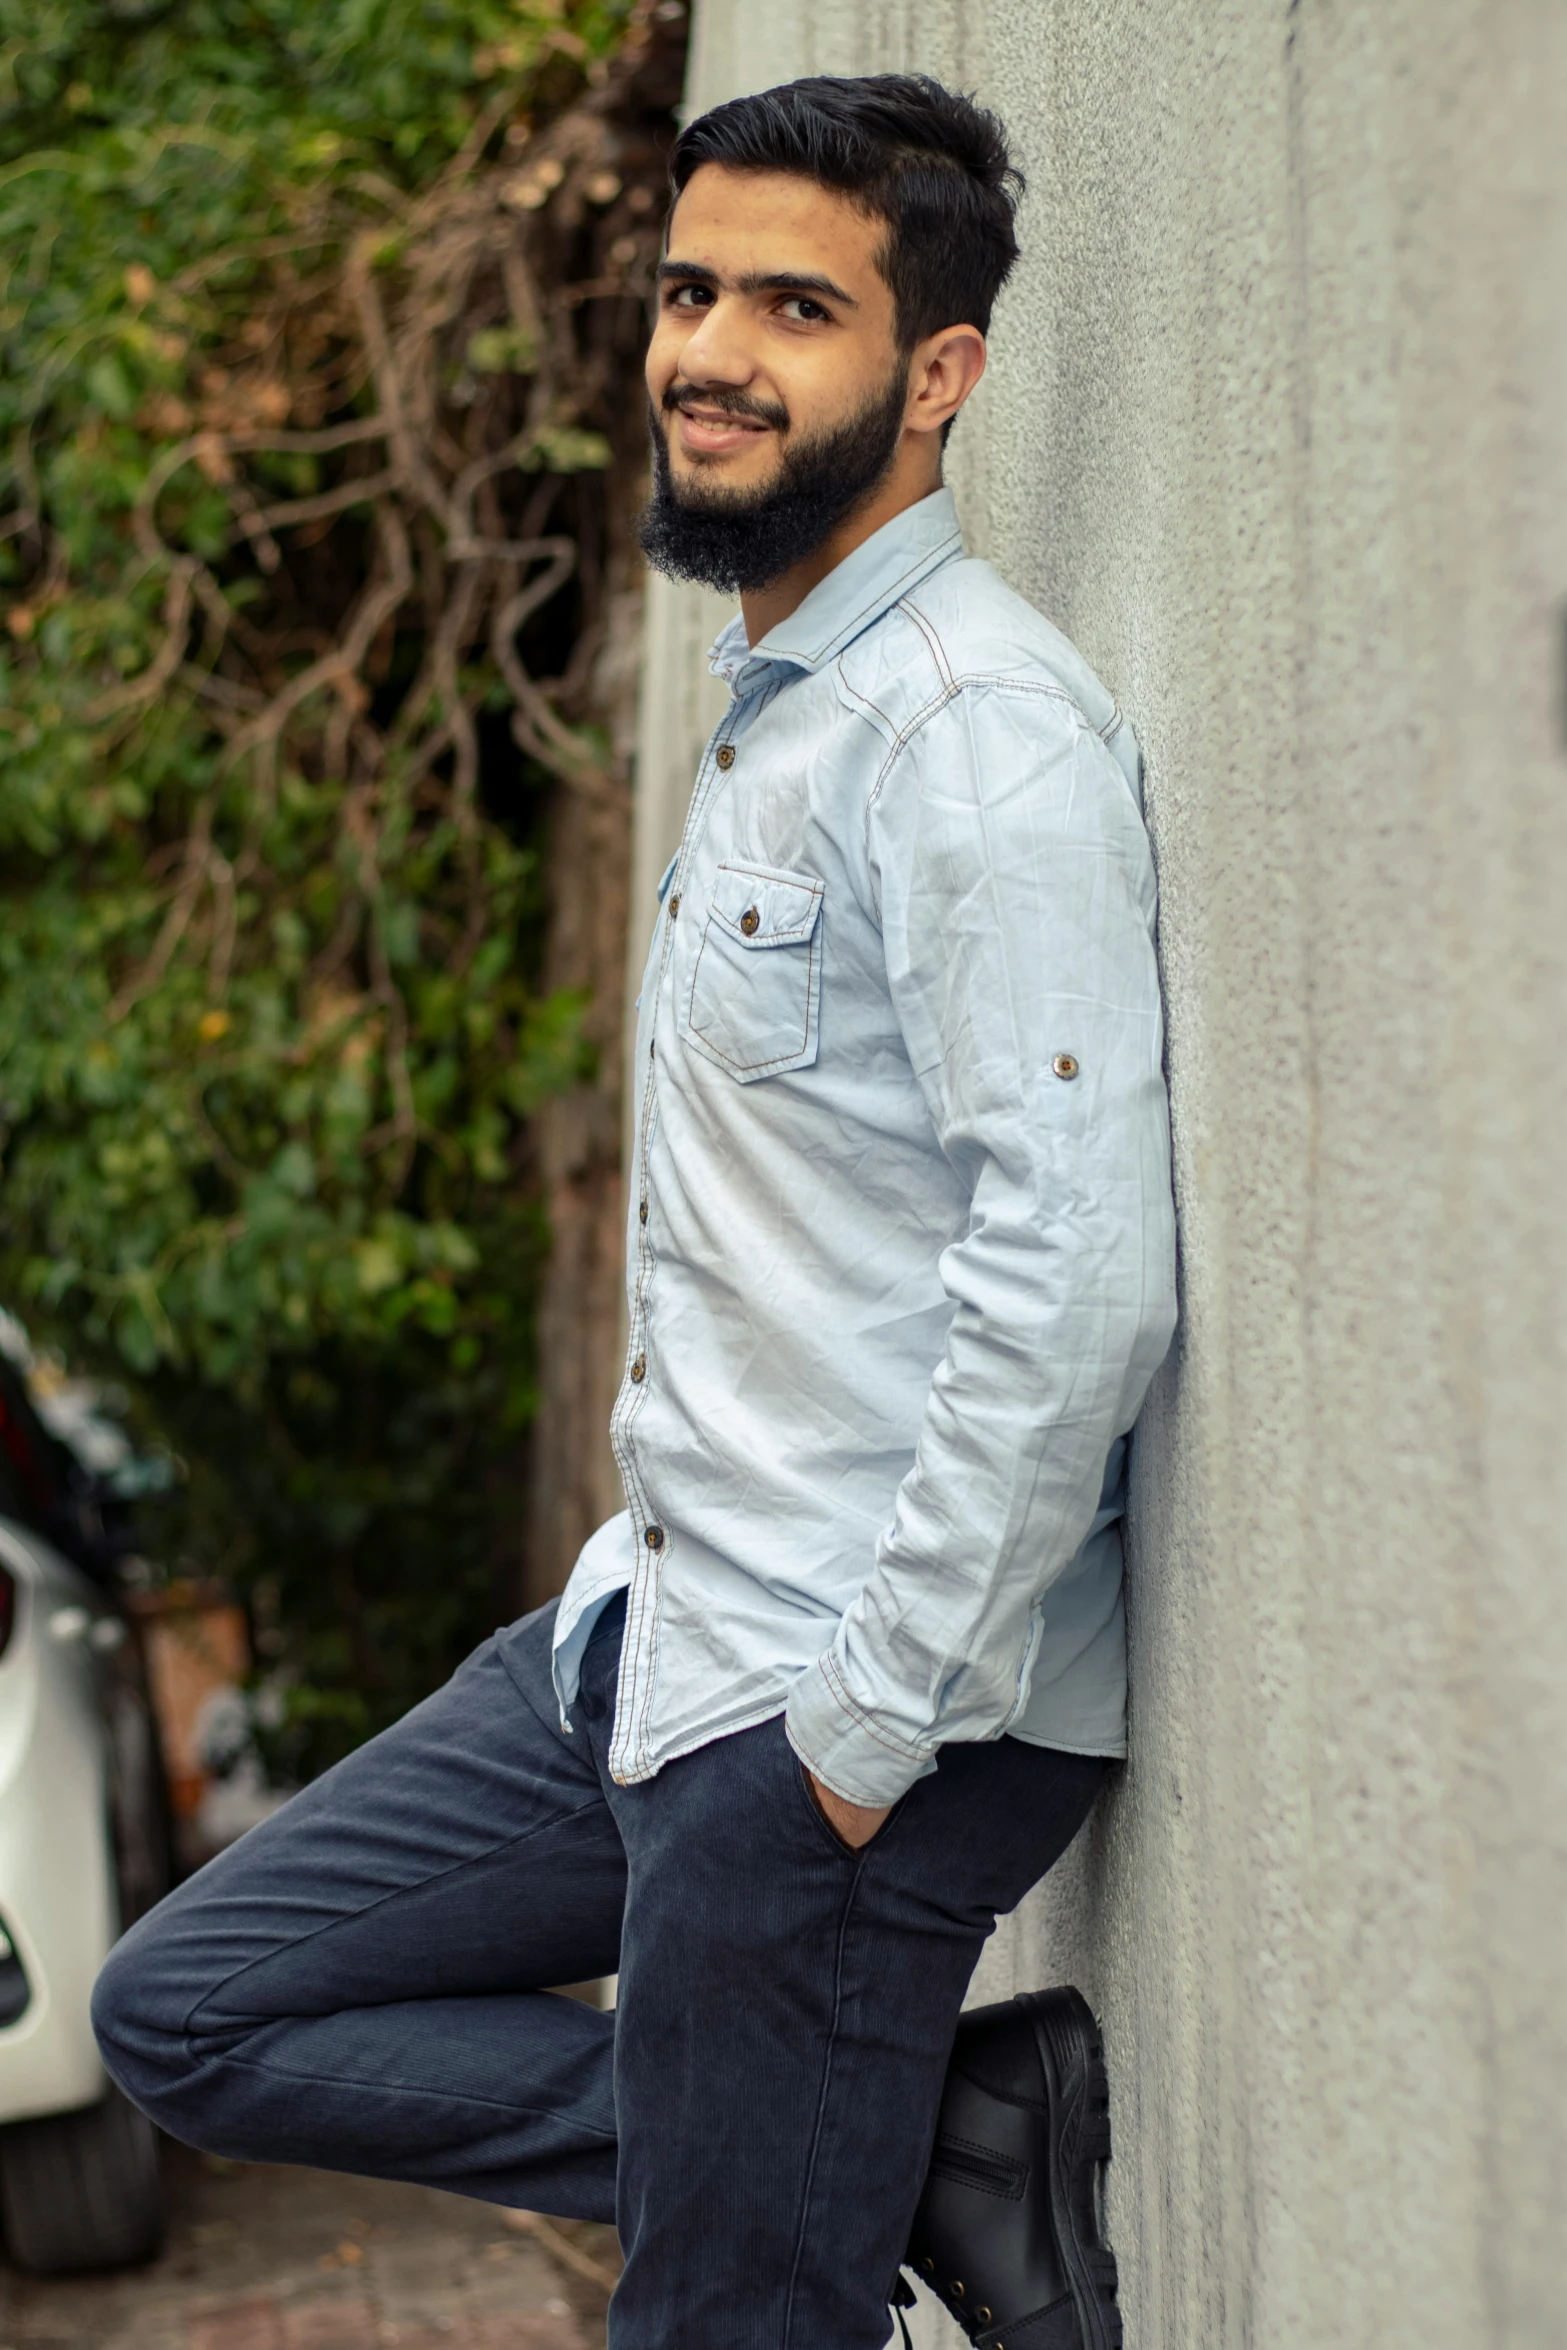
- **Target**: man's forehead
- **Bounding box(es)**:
[667,165,886,282]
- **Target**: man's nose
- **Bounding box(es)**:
[675,296,755,387]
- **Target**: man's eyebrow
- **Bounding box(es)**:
[657,260,858,308]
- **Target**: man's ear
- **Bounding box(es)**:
[905,324,987,437]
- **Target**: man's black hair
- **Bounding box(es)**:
[668,74,1024,351]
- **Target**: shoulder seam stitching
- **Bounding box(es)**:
[897,594,954,688]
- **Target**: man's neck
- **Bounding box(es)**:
[738,443,944,648]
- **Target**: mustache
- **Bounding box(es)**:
[661,381,790,433]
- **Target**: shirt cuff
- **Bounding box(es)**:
[784,1651,940,1809]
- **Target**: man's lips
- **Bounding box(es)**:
[672,403,775,457]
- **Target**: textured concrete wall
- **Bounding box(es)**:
[630,5,1567,2343]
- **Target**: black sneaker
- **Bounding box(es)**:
[898,1987,1122,2350]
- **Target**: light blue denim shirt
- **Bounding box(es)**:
[552,488,1177,1807]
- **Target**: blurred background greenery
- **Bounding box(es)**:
[0,0,683,1775]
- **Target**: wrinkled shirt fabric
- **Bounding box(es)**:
[551,488,1177,1808]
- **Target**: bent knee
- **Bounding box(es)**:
[91,1908,203,2111]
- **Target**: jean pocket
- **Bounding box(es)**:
[796,1761,902,1861]
[682,861,823,1081]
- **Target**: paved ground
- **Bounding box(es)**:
[0,2147,620,2350]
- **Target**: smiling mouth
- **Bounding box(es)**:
[674,406,774,454]
[663,383,786,458]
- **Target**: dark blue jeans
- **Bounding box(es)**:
[94,1597,1105,2350]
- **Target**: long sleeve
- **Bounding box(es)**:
[784,684,1178,1807]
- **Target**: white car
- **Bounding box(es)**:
[0,1514,170,2272]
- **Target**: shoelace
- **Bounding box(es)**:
[890,2269,916,2349]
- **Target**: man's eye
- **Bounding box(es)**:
[780,297,829,323]
[667,283,713,309]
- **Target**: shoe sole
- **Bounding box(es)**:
[1015,1988,1122,2350]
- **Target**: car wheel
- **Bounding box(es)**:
[0,2081,166,2273]
[106,1664,174,1929]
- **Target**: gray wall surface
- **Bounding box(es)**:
[630,5,1567,2344]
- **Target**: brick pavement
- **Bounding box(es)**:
[0,2147,618,2350]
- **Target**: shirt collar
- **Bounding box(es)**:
[708,487,965,693]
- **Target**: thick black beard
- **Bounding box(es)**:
[637,368,910,594]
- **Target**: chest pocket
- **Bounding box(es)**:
[683,861,824,1082]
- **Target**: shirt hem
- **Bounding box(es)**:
[608,1688,792,1786]
[610,1687,1125,1784]
[1004,1724,1127,1761]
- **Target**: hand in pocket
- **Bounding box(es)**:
[803,1766,892,1851]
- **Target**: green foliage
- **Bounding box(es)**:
[0,0,655,1770]
[0,0,635,162]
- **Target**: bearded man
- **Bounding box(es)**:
[94,75,1176,2350]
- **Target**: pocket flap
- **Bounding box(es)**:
[708,861,823,948]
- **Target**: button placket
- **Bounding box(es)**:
[607,701,747,1781]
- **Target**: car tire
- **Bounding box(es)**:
[0,2081,166,2273]
[107,1663,175,1929]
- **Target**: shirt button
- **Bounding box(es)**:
[739,906,760,937]
[716,744,736,770]
[639,1198,649,1225]
[630,1353,647,1383]
[668,893,680,919]
[1052,1053,1080,1080]
[644,1524,665,1550]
